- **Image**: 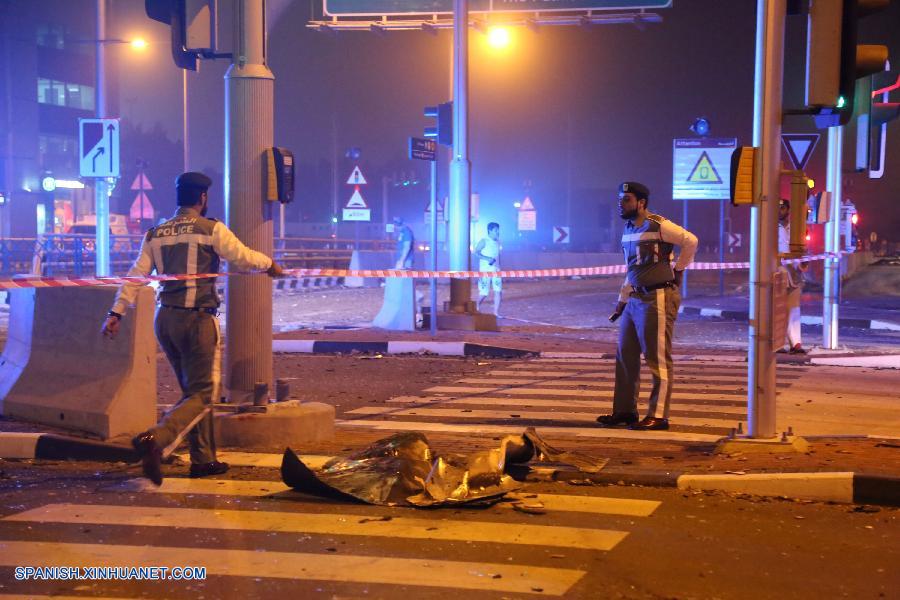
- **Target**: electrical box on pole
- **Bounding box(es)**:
[266,147,295,204]
[805,0,891,128]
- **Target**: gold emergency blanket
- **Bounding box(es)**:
[280,427,606,507]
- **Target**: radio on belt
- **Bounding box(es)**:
[266,147,295,204]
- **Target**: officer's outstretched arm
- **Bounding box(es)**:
[211,222,274,272]
[109,235,154,318]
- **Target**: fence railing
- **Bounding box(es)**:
[1,235,394,277]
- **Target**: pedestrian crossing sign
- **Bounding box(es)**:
[686,151,723,184]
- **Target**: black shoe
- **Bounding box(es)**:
[789,344,807,355]
[596,413,639,427]
[775,347,789,354]
[628,417,670,431]
[190,461,229,478]
[132,432,163,486]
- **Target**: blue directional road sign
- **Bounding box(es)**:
[672,137,737,201]
[79,118,120,178]
[325,0,671,16]
[409,137,436,161]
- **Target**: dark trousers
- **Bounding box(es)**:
[148,306,221,464]
[613,286,680,420]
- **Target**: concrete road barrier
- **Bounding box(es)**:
[0,286,156,440]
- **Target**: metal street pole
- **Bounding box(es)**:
[95,0,109,277]
[747,0,786,439]
[681,200,689,297]
[823,125,842,349]
[224,0,275,403]
[430,155,439,337]
[447,0,472,312]
[183,69,189,171]
[719,199,725,295]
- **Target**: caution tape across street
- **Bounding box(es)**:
[0,253,845,291]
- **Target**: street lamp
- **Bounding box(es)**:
[487,26,511,50]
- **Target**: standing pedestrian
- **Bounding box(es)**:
[777,198,807,354]
[596,181,698,431]
[474,222,502,316]
[101,172,283,485]
[393,216,415,269]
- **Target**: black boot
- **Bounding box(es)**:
[132,432,163,486]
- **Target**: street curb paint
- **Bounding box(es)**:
[272,340,533,358]
[679,305,899,331]
[0,432,136,462]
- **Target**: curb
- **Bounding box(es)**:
[0,432,136,462]
[552,467,900,507]
[679,305,900,331]
[272,340,534,358]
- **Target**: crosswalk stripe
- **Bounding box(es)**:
[4,503,629,552]
[479,368,801,382]
[425,385,747,397]
[110,478,661,516]
[0,540,584,596]
[174,452,333,470]
[347,406,739,428]
[384,396,746,415]
[337,419,725,442]
[459,377,759,388]
[390,394,746,408]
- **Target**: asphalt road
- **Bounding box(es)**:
[0,459,896,599]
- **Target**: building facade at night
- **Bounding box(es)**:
[0,0,121,239]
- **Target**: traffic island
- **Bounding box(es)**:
[214,400,335,450]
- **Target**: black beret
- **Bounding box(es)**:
[176,171,212,190]
[619,181,649,200]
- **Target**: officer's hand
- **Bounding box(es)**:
[674,269,684,287]
[608,301,626,323]
[266,260,284,278]
[102,316,120,339]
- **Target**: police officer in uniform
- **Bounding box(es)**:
[596,182,698,431]
[102,172,283,485]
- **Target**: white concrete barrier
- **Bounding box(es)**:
[0,286,157,440]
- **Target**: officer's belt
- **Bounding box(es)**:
[160,304,218,315]
[631,281,675,295]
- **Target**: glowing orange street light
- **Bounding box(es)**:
[130,37,148,51]
[487,27,511,50]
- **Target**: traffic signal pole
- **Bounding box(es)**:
[747,0,786,439]
[224,0,275,403]
[823,125,842,349]
[448,0,472,312]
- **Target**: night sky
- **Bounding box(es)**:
[107,0,900,245]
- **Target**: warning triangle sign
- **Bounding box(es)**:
[346,166,367,186]
[686,151,723,184]
[345,187,368,209]
[130,192,154,219]
[519,196,535,211]
[130,172,153,190]
[781,133,819,170]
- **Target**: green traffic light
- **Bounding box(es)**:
[837,96,846,109]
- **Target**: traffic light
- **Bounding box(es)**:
[853,70,900,173]
[145,0,215,71]
[424,102,453,147]
[805,0,890,128]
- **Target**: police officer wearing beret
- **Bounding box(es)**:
[597,182,698,431]
[102,171,283,485]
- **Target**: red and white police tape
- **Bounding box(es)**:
[0,252,844,291]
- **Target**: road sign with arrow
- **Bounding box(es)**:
[79,118,120,178]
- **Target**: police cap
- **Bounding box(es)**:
[619,181,649,200]
[175,171,212,191]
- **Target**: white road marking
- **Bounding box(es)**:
[425,385,746,397]
[385,396,746,415]
[337,419,725,442]
[4,503,629,552]
[0,540,584,596]
[347,406,739,428]
[110,478,661,516]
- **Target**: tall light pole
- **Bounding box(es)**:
[224,0,275,403]
[447,0,472,313]
[747,0,786,439]
[95,0,109,277]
